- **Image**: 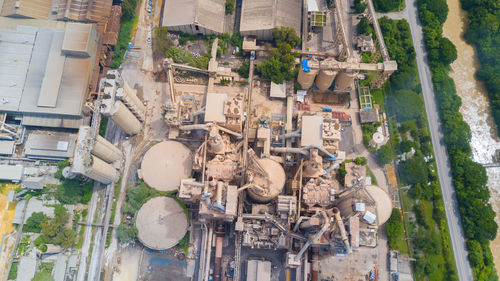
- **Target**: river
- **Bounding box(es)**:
[442,0,500,273]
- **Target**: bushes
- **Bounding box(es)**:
[111,0,139,68]
[122,181,158,217]
[116,223,138,243]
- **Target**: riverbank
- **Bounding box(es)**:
[442,0,500,276]
[416,0,498,279]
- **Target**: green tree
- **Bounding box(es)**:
[353,0,367,13]
[377,144,393,165]
[385,208,404,249]
[373,0,403,12]
[225,0,235,15]
[399,155,428,185]
[153,26,172,57]
[237,60,250,78]
[116,224,138,243]
[24,212,46,233]
[438,37,457,65]
[272,27,300,47]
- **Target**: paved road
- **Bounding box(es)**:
[404,0,473,280]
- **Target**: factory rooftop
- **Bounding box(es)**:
[239,0,302,40]
[161,0,225,34]
[0,18,97,128]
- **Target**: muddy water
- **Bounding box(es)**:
[442,0,500,272]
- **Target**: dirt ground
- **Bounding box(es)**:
[112,246,142,281]
[0,183,17,281]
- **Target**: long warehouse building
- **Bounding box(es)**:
[0,18,98,129]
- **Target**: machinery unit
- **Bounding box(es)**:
[246,157,286,203]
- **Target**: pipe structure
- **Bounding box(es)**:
[213,223,225,281]
[294,211,330,261]
[279,129,302,140]
[270,147,309,156]
[198,223,207,281]
[332,208,351,253]
[203,224,213,281]
[311,247,319,281]
[178,123,242,138]
[241,213,307,241]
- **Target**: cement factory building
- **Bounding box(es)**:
[239,0,303,40]
[0,18,98,129]
[161,0,226,35]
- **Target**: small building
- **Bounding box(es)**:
[270,82,287,98]
[0,140,15,156]
[359,108,379,124]
[161,0,225,35]
[246,260,271,281]
[0,164,24,182]
[21,177,45,190]
[24,132,76,160]
[239,0,302,40]
[357,35,375,53]
[0,0,53,19]
[301,115,323,147]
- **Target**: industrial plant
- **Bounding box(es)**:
[0,0,409,280]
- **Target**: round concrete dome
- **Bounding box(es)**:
[141,141,192,191]
[136,197,188,250]
[365,185,392,225]
[247,158,286,203]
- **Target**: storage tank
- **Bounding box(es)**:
[102,100,142,135]
[247,158,286,203]
[136,197,188,250]
[86,155,118,184]
[297,58,319,90]
[365,185,392,225]
[334,71,358,91]
[316,59,338,91]
[92,135,123,163]
[117,83,146,122]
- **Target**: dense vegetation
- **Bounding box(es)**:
[416,0,498,279]
[256,27,300,84]
[33,205,77,249]
[373,0,403,12]
[111,0,139,68]
[459,0,500,140]
[55,179,93,205]
[225,0,235,15]
[378,17,458,280]
[386,208,405,249]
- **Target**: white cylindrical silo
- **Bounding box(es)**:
[316,59,338,91]
[297,58,319,90]
[86,155,118,184]
[118,83,146,122]
[92,135,123,163]
[107,101,142,136]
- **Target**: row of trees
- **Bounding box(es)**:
[459,0,500,140]
[379,17,458,280]
[416,0,498,279]
[111,0,139,68]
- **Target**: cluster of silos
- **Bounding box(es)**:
[70,126,122,185]
[297,58,358,92]
[101,70,145,136]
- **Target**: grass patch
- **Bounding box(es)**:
[111,16,139,68]
[8,262,18,280]
[99,117,108,137]
[365,166,377,186]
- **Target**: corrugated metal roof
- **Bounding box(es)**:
[240,0,302,33]
[0,19,97,120]
[162,0,225,33]
[62,23,93,56]
[0,164,24,181]
[204,93,227,123]
[246,260,271,281]
[0,140,15,155]
[1,0,53,19]
[24,132,76,160]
